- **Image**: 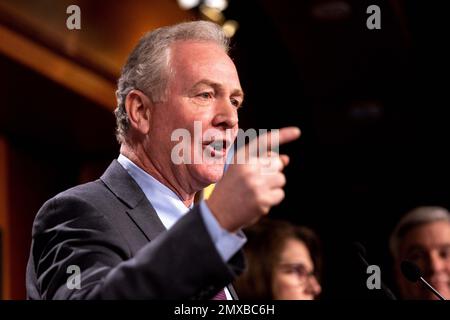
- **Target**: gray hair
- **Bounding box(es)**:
[389,206,450,258]
[114,20,230,144]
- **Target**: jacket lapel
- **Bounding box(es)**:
[100,160,166,241]
[126,202,167,241]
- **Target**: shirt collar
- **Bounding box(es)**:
[117,154,193,229]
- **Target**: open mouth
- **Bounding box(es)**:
[203,139,228,158]
[429,274,450,288]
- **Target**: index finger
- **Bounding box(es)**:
[277,127,301,146]
[251,126,301,153]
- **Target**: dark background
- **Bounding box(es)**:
[0,0,448,299]
[226,0,449,299]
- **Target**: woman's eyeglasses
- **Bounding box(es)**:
[277,262,316,285]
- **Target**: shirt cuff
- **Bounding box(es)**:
[199,200,247,262]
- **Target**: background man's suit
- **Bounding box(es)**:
[26,160,244,299]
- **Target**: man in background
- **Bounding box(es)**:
[390,206,450,299]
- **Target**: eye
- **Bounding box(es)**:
[230,98,242,108]
[280,266,297,275]
[197,92,213,99]
[280,263,308,276]
[285,268,297,275]
[439,246,450,260]
[407,250,425,262]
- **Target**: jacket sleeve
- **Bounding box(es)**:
[28,195,244,300]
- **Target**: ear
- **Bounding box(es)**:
[125,90,152,135]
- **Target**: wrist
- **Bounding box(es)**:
[205,198,238,233]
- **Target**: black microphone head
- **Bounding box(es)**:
[401,260,422,283]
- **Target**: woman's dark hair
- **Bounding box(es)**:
[233,218,322,300]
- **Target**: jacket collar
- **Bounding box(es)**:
[100,160,166,241]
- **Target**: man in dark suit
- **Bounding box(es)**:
[26,21,300,299]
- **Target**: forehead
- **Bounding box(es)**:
[279,238,313,267]
[400,220,450,252]
[168,40,241,88]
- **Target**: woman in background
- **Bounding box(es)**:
[234,218,322,300]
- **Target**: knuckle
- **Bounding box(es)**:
[279,173,286,186]
[274,189,285,202]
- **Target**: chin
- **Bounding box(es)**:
[435,287,450,300]
[192,164,225,186]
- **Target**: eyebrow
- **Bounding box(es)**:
[278,262,308,268]
[278,262,314,272]
[191,79,245,101]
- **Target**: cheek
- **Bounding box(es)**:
[157,99,200,129]
[399,278,429,299]
[272,273,299,296]
[150,108,182,139]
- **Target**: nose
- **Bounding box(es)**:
[428,250,446,274]
[212,98,238,129]
[305,275,322,298]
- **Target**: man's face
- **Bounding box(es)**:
[396,220,450,300]
[146,40,242,194]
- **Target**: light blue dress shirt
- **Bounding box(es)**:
[117,154,246,263]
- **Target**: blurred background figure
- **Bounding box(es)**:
[234,218,322,300]
[390,206,450,300]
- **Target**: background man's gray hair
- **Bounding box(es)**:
[114,20,230,144]
[389,206,450,258]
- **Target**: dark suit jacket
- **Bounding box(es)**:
[26,160,245,299]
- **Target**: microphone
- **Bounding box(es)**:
[354,241,370,266]
[400,260,446,300]
[352,242,397,300]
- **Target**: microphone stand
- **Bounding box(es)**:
[418,277,446,300]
